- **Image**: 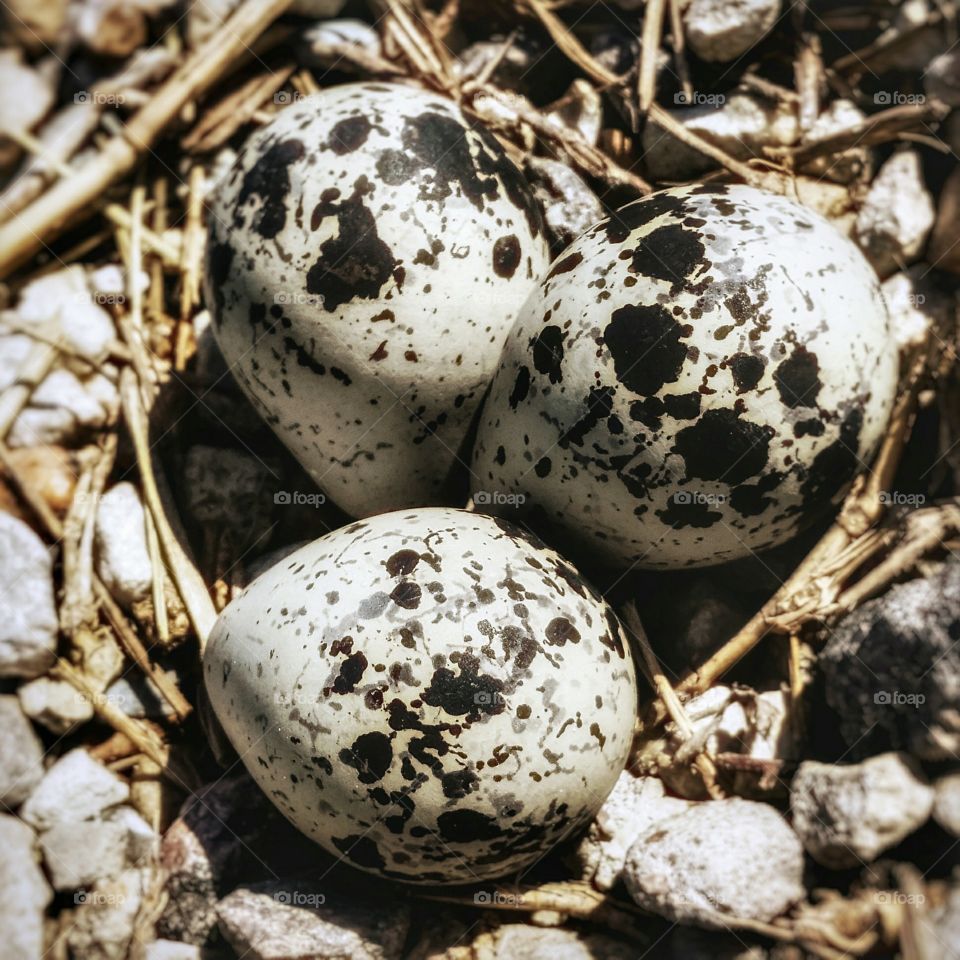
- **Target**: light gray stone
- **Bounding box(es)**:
[68,867,151,960]
[299,18,381,66]
[18,675,94,734]
[40,804,156,891]
[0,694,45,808]
[95,482,153,608]
[216,883,410,960]
[21,748,129,829]
[0,512,58,678]
[928,883,960,960]
[104,671,177,720]
[16,265,116,363]
[484,925,640,959]
[144,941,202,960]
[642,93,798,181]
[624,797,804,928]
[855,150,935,277]
[926,50,960,106]
[577,773,691,890]
[0,814,52,960]
[800,99,870,183]
[790,752,934,868]
[933,772,960,837]
[528,157,604,248]
[882,265,953,351]
[684,0,781,62]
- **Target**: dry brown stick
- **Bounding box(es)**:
[2,126,181,268]
[622,602,723,797]
[647,102,789,192]
[780,102,950,167]
[0,0,295,278]
[0,340,57,437]
[638,0,667,113]
[795,33,822,133]
[178,165,206,329]
[144,508,170,646]
[667,0,693,102]
[673,352,925,702]
[119,367,218,645]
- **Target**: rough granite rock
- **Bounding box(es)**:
[216,883,410,960]
[624,798,805,928]
[95,481,154,608]
[0,814,52,960]
[0,512,58,678]
[21,748,129,829]
[68,867,151,960]
[933,772,960,837]
[684,0,781,62]
[790,752,934,869]
[819,561,960,760]
[855,150,935,277]
[0,694,45,808]
[18,675,95,734]
[576,773,691,890]
[157,773,281,944]
[800,99,870,183]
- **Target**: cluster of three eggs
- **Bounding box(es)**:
[202,83,897,883]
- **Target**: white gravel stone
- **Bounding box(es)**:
[16,265,116,363]
[790,752,934,868]
[483,925,639,959]
[0,331,118,447]
[0,694,45,808]
[18,675,95,734]
[21,748,129,830]
[144,941,202,960]
[577,774,691,890]
[95,482,153,608]
[855,150,935,277]
[0,512,58,678]
[0,814,52,960]
[216,883,410,960]
[924,50,960,105]
[104,672,177,720]
[68,867,151,960]
[0,49,54,167]
[642,93,798,181]
[881,265,953,351]
[624,797,805,928]
[933,772,960,837]
[684,0,781,62]
[800,99,870,183]
[40,804,156,891]
[299,18,381,64]
[528,157,605,248]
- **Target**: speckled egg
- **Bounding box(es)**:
[471,183,899,569]
[203,507,637,883]
[205,82,550,518]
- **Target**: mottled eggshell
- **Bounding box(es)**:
[471,183,899,569]
[205,82,550,518]
[204,507,637,883]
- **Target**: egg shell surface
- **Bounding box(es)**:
[203,507,638,883]
[471,183,899,569]
[204,82,550,518]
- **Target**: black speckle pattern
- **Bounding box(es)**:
[203,508,637,883]
[204,83,550,520]
[471,184,898,568]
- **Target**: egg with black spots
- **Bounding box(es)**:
[203,507,638,883]
[471,183,898,569]
[204,83,550,518]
